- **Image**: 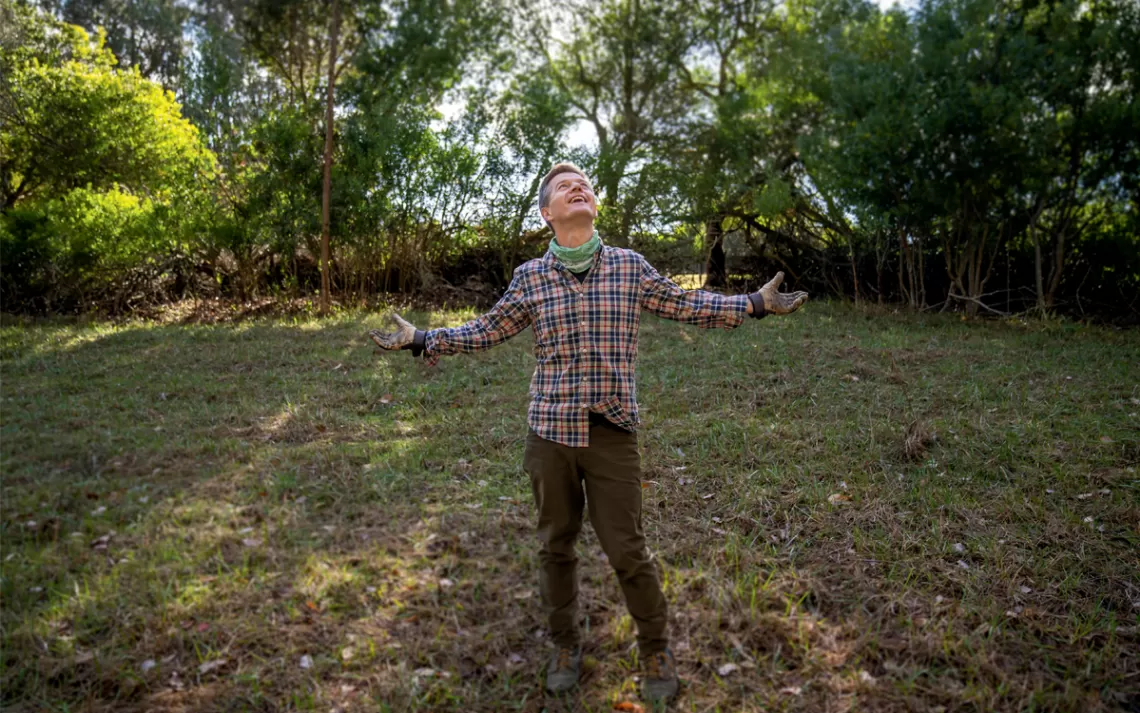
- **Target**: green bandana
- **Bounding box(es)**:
[549,231,602,272]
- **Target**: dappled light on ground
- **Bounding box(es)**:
[2,303,1137,711]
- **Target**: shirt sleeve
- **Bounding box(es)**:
[421,268,533,366]
[638,256,749,329]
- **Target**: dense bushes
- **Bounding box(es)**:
[1,0,1136,319]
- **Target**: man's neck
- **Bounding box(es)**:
[553,224,595,249]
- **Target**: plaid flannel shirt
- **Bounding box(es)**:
[421,240,750,447]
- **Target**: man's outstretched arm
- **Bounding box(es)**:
[639,257,808,327]
[369,270,533,366]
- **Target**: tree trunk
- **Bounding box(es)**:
[1045,226,1068,310]
[319,0,340,316]
[1033,217,1045,312]
[704,215,727,288]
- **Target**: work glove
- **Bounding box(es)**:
[368,314,425,355]
[748,272,809,317]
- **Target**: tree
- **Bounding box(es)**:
[38,0,190,86]
[0,4,213,210]
[538,0,695,245]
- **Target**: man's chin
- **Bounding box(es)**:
[564,206,597,223]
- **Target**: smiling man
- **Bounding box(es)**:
[368,162,808,703]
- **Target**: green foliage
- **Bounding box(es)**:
[2,0,1137,318]
[1,9,214,207]
[0,4,215,309]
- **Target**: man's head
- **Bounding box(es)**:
[538,162,597,235]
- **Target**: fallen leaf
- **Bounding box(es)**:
[92,506,107,516]
[306,600,320,612]
[341,647,355,661]
[858,670,876,684]
[196,622,209,633]
[780,686,803,695]
[198,659,226,674]
[613,703,646,712]
[141,659,156,672]
[702,493,714,500]
[299,654,313,669]
[957,560,970,570]
[953,542,965,553]
[827,493,851,504]
[241,538,262,547]
[380,394,394,405]
[507,653,524,665]
[439,578,454,589]
[1020,585,1032,594]
[1100,436,1114,443]
[717,662,739,676]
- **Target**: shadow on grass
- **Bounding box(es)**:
[2,305,1138,712]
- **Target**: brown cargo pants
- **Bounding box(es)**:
[522,423,668,655]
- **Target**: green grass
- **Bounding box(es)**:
[1,301,1138,712]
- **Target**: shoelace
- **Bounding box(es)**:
[647,652,670,679]
[556,648,574,670]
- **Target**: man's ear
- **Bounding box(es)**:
[540,206,551,223]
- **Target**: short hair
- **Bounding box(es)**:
[538,162,590,214]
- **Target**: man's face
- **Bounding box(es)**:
[541,172,597,228]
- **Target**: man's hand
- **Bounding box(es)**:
[368,314,419,350]
[749,272,808,316]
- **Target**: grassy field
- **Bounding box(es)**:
[1,300,1138,713]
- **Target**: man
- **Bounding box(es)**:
[369,163,808,703]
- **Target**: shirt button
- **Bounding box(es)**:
[581,377,588,383]
[580,321,586,327]
[581,347,587,353]
[580,403,588,409]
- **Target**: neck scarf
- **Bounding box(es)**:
[549,231,601,272]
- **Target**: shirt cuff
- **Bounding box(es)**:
[747,292,767,319]
[402,329,426,357]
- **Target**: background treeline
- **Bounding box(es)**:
[1,0,1137,319]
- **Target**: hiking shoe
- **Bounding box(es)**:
[641,648,679,703]
[545,646,582,694]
